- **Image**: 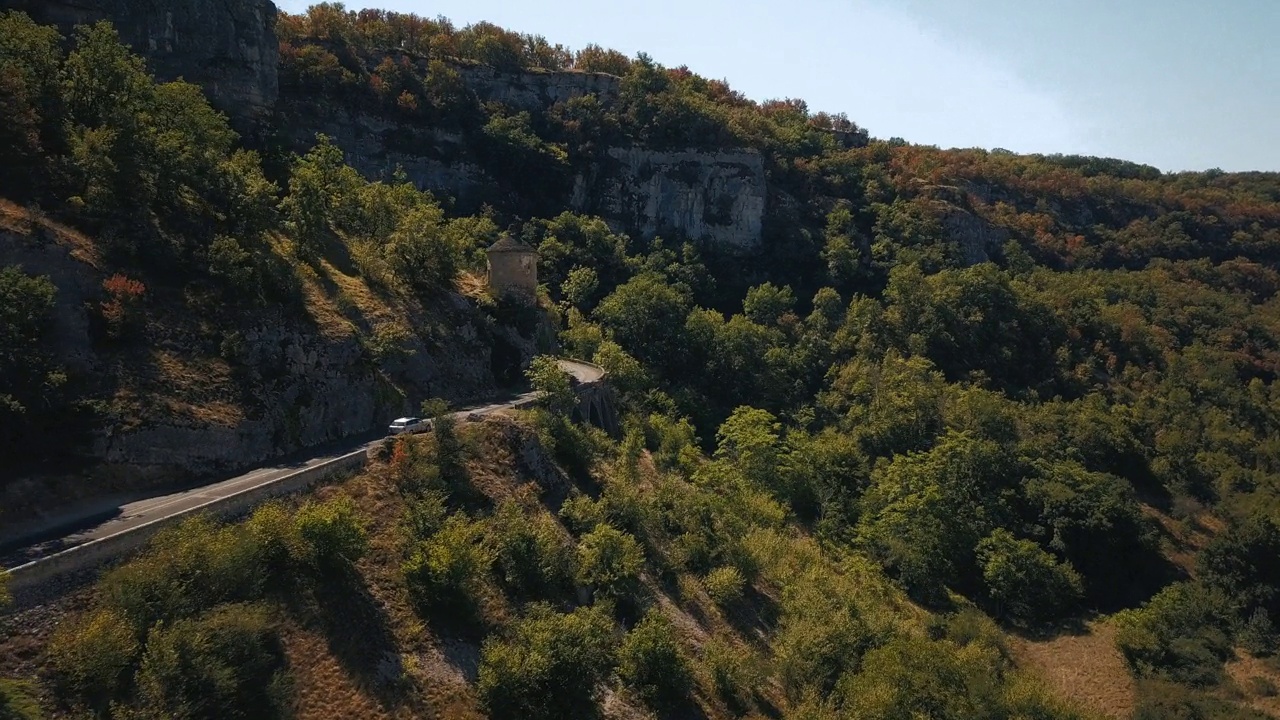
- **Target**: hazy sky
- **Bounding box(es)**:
[274,0,1280,172]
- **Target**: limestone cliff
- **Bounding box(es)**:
[455,62,620,112]
[0,211,538,526]
[571,147,768,250]
[1,0,279,125]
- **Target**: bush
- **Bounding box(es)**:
[98,517,265,633]
[0,569,9,608]
[575,524,645,603]
[294,496,368,569]
[47,608,139,712]
[976,528,1083,625]
[618,609,692,709]
[243,502,306,584]
[702,635,760,711]
[0,680,41,720]
[420,397,450,419]
[133,604,290,720]
[558,493,605,535]
[488,501,572,600]
[403,513,489,619]
[477,603,616,720]
[703,566,746,608]
[1116,582,1235,686]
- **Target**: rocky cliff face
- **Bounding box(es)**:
[0,219,538,527]
[455,62,620,112]
[571,147,768,250]
[2,0,279,125]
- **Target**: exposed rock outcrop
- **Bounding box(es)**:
[455,63,620,112]
[279,107,495,210]
[2,0,279,125]
[941,205,1009,266]
[571,147,768,250]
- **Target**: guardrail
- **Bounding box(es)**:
[6,447,369,603]
[4,358,608,606]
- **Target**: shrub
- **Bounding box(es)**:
[702,635,759,711]
[0,679,41,720]
[99,273,145,339]
[618,609,692,709]
[703,566,746,608]
[477,603,616,720]
[98,516,265,633]
[575,524,645,603]
[294,496,367,569]
[133,603,290,720]
[403,513,489,619]
[488,500,571,600]
[243,502,306,583]
[0,569,9,608]
[47,608,139,712]
[420,397,450,419]
[1115,582,1235,686]
[976,528,1083,625]
[558,493,605,535]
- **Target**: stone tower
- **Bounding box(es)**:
[485,229,538,300]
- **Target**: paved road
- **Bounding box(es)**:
[3,359,603,569]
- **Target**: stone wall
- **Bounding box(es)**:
[487,251,538,298]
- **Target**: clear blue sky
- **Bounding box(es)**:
[275,0,1280,173]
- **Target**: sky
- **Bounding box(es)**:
[274,0,1280,173]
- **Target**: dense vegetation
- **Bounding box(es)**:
[3,2,1280,718]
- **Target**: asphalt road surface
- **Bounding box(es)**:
[4,359,603,569]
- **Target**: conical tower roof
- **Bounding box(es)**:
[488,222,535,254]
[486,234,536,254]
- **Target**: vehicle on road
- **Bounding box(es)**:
[388,416,431,435]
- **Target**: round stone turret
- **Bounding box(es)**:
[485,230,538,300]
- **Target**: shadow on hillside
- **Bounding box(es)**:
[1005,615,1094,643]
[724,586,780,645]
[305,564,406,709]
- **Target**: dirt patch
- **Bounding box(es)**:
[1225,651,1280,718]
[1009,620,1136,719]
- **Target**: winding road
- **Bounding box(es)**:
[3,359,603,573]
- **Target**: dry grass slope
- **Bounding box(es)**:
[1009,620,1136,719]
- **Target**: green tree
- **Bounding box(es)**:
[715,406,783,491]
[857,431,1014,600]
[618,609,692,709]
[133,604,289,720]
[526,355,576,416]
[385,202,462,294]
[593,274,692,378]
[976,528,1083,624]
[60,21,156,221]
[281,133,363,250]
[575,524,645,602]
[488,500,571,599]
[294,496,367,569]
[477,603,616,720]
[0,11,63,196]
[403,513,489,619]
[742,282,796,326]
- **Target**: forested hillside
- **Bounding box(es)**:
[4,3,1280,719]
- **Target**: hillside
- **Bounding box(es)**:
[3,2,1280,719]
